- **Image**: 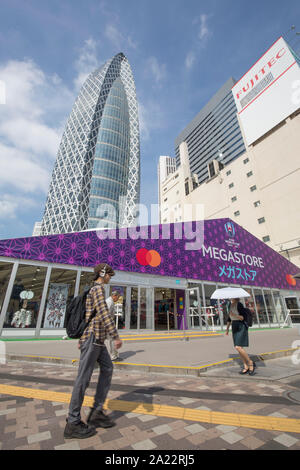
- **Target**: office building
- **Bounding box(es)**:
[175,77,246,185]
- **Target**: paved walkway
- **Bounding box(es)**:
[1,359,300,450]
[1,327,300,450]
[3,327,300,377]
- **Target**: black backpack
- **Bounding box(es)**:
[65,286,94,339]
[243,307,253,327]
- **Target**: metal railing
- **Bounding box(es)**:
[189,307,218,330]
[281,309,300,328]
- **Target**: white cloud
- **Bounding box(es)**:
[0,194,39,220]
[138,100,165,141]
[0,197,17,219]
[105,23,138,52]
[198,14,211,41]
[0,118,60,157]
[105,24,124,50]
[0,59,71,198]
[185,51,196,70]
[0,142,51,193]
[186,14,212,70]
[145,56,167,85]
[73,38,100,90]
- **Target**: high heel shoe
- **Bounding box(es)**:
[239,367,249,375]
[248,362,256,375]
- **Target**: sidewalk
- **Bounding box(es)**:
[3,327,300,378]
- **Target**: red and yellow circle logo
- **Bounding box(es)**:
[136,248,161,267]
[286,274,296,286]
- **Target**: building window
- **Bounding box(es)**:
[254,200,261,207]
[234,210,240,216]
[231,196,237,202]
[258,217,265,224]
[250,185,257,192]
[247,171,253,177]
[226,170,231,176]
[185,182,189,195]
[229,183,234,189]
[243,157,249,164]
[164,198,168,202]
[263,235,270,242]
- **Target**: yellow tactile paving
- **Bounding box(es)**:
[120,333,221,341]
[1,383,300,434]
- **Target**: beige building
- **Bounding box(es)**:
[159,109,300,267]
[160,37,300,268]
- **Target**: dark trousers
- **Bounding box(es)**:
[68,334,113,424]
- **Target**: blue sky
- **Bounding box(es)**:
[0,0,300,239]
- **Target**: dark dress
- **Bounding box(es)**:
[227,302,249,347]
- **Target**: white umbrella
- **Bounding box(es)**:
[210,287,250,300]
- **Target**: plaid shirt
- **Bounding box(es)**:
[79,282,119,346]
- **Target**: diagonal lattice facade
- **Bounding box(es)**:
[41,53,140,235]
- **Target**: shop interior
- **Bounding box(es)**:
[154,288,176,330]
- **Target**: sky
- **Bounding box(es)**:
[0,0,300,240]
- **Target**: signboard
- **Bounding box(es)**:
[0,219,299,291]
[232,37,300,145]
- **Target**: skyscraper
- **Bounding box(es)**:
[41,53,140,235]
[175,77,246,185]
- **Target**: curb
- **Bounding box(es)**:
[5,347,300,377]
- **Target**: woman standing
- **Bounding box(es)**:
[226,298,256,375]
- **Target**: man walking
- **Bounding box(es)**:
[105,290,121,361]
[64,263,122,440]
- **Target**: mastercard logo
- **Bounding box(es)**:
[136,248,161,267]
[286,274,296,286]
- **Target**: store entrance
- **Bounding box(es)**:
[154,288,176,330]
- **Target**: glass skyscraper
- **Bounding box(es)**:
[41,53,140,235]
[175,78,246,185]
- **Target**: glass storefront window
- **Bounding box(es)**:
[154,288,175,330]
[0,262,13,314]
[188,285,202,329]
[202,284,219,330]
[273,291,286,325]
[109,285,126,330]
[253,289,269,326]
[78,271,94,294]
[263,290,279,326]
[4,264,47,329]
[140,287,147,329]
[130,287,138,329]
[284,297,300,324]
[41,268,77,329]
[244,289,259,327]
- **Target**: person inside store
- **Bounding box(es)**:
[225,298,256,375]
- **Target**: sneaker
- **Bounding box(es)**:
[64,420,97,439]
[111,356,119,361]
[87,408,116,428]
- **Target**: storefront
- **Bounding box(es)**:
[0,218,299,337]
